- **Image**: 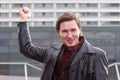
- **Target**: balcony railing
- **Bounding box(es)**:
[0,62,120,80]
[0,62,42,80]
[109,62,120,80]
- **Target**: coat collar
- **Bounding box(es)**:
[71,39,94,66]
[50,39,94,66]
[50,42,63,50]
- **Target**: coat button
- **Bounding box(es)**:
[72,70,75,72]
[62,71,64,74]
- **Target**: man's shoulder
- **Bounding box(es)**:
[86,41,106,56]
[49,42,63,50]
[91,46,106,57]
[85,40,106,55]
[93,46,105,53]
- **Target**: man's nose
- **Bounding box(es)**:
[67,32,73,38]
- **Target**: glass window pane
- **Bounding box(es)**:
[34,3,53,9]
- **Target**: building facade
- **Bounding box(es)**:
[0,0,120,27]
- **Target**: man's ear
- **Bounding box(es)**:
[57,31,60,37]
[79,29,83,36]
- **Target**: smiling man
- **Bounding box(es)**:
[17,7,108,80]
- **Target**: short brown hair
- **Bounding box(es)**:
[56,12,81,31]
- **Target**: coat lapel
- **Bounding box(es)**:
[51,40,93,66]
[50,43,62,64]
[71,40,90,66]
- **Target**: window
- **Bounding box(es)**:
[12,3,31,9]
[78,3,98,8]
[56,3,76,8]
[78,12,98,17]
[11,13,19,17]
[34,3,53,9]
[34,21,53,27]
[11,22,19,27]
[0,13,9,18]
[0,22,9,27]
[101,12,120,17]
[101,3,120,8]
[101,21,120,26]
[0,3,9,9]
[56,12,64,17]
[34,12,54,17]
[81,21,98,26]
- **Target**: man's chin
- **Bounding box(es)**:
[66,44,74,48]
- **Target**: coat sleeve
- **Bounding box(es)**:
[95,49,108,80]
[17,22,50,62]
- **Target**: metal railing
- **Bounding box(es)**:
[109,62,120,80]
[0,62,120,80]
[0,62,42,80]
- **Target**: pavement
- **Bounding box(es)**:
[0,75,40,80]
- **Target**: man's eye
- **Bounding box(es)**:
[62,30,67,33]
[71,29,76,32]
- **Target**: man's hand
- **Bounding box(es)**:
[19,7,31,21]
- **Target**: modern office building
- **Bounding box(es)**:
[0,0,120,27]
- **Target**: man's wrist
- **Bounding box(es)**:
[17,21,27,28]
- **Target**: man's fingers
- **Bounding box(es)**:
[19,7,31,21]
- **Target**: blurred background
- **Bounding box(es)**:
[0,0,120,80]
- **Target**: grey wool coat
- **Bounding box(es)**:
[18,22,108,80]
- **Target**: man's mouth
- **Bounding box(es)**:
[67,39,74,44]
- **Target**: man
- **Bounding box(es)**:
[17,7,108,80]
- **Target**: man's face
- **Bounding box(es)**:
[58,20,82,47]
